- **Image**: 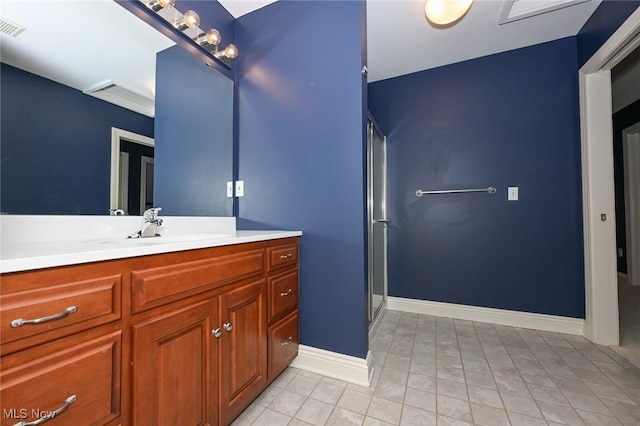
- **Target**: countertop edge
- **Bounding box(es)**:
[1,230,302,274]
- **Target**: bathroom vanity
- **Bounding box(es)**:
[0,216,301,426]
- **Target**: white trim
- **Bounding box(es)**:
[290,345,373,387]
[579,7,640,346]
[387,297,584,336]
[110,127,154,212]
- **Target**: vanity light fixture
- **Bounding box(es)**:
[194,29,221,47]
[147,0,174,12]
[141,0,239,66]
[174,9,200,31]
[215,44,239,60]
[425,0,473,26]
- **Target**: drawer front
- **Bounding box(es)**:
[1,275,121,349]
[132,249,264,313]
[268,310,298,380]
[268,270,298,323]
[267,244,298,271]
[0,330,121,426]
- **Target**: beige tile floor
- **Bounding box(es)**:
[232,310,640,425]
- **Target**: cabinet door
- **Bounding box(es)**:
[219,280,267,425]
[132,300,218,426]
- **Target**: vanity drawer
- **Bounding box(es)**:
[268,310,298,380]
[0,329,121,426]
[268,270,298,323]
[267,244,298,271]
[0,275,121,352]
[131,249,265,313]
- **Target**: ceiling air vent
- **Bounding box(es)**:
[83,80,155,118]
[0,16,26,37]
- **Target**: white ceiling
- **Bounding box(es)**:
[0,0,603,113]
[366,0,601,82]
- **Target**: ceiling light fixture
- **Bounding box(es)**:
[425,0,473,26]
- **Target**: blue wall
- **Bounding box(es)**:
[577,0,640,67]
[154,45,234,216]
[368,37,585,318]
[235,1,369,358]
[0,63,154,215]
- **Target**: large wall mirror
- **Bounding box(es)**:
[0,0,234,216]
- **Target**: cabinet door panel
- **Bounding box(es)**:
[132,300,218,426]
[0,331,121,426]
[219,280,267,424]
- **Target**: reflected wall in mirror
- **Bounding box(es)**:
[0,0,234,217]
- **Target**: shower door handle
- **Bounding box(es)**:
[374,219,390,224]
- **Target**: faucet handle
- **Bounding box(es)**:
[143,207,162,220]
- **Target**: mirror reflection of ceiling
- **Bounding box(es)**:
[1,0,175,117]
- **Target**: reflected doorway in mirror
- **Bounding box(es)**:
[110,128,155,216]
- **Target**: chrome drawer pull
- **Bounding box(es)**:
[14,394,77,426]
[280,337,294,346]
[11,306,78,328]
[223,322,233,332]
[279,253,293,259]
[280,289,293,297]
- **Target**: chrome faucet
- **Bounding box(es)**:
[128,207,163,238]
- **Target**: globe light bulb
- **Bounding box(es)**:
[175,10,200,31]
[195,29,221,47]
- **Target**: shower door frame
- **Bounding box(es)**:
[367,117,388,325]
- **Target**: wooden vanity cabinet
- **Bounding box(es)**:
[0,237,299,426]
[131,299,218,426]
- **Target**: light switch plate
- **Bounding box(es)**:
[227,181,233,198]
[508,186,519,201]
[235,180,245,197]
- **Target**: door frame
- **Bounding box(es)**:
[110,127,154,212]
[367,117,388,327]
[624,122,640,286]
[580,8,640,346]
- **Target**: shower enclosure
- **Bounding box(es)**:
[367,117,387,325]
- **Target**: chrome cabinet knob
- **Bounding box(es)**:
[223,322,233,332]
[212,328,222,338]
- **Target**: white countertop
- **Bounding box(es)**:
[1,230,301,274]
[0,216,301,274]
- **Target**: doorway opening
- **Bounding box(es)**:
[580,8,640,349]
[110,127,155,216]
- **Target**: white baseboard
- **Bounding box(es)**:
[387,296,584,336]
[290,345,373,387]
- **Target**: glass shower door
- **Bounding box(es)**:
[368,119,387,324]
